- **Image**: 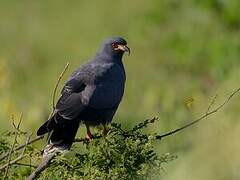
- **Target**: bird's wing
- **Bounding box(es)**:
[37,77,87,136]
[55,77,86,120]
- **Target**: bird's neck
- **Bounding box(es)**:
[95,52,124,65]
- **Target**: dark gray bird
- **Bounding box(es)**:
[37,37,130,155]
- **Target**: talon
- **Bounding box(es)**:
[43,143,68,158]
[86,131,93,140]
[85,125,93,140]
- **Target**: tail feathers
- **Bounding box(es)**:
[49,120,80,146]
[37,113,80,153]
[37,116,57,136]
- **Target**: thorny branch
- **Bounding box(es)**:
[156,87,240,140]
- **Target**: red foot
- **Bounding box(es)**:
[86,131,93,140]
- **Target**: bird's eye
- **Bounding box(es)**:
[112,43,118,48]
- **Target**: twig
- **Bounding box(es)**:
[129,117,158,133]
[0,155,28,171]
[3,114,23,179]
[206,94,218,114]
[0,136,44,161]
[52,62,69,111]
[27,152,56,180]
[14,163,37,168]
[156,87,240,140]
[47,62,70,144]
[0,133,31,171]
[12,113,23,131]
[75,134,102,143]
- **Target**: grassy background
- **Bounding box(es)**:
[0,0,240,179]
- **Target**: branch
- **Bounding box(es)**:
[0,133,31,171]
[14,163,37,168]
[205,94,218,114]
[156,87,240,140]
[3,114,23,179]
[26,135,102,179]
[0,155,28,172]
[27,152,56,180]
[129,117,158,132]
[0,136,44,161]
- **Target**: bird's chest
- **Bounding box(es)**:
[86,69,125,109]
[95,77,125,97]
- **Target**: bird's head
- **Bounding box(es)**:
[98,37,130,59]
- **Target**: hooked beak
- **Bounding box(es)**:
[116,44,131,56]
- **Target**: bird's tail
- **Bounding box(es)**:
[37,113,80,156]
[37,114,58,136]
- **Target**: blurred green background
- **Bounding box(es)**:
[1,0,240,179]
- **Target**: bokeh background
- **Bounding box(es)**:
[1,0,240,179]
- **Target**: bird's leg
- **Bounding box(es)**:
[102,124,109,137]
[85,125,93,140]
